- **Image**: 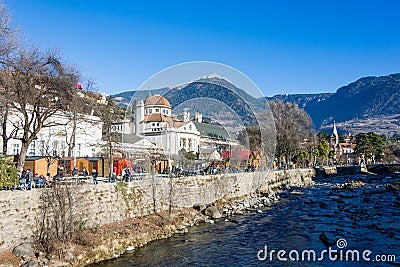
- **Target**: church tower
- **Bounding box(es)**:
[330,121,339,148]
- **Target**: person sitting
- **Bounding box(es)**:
[81,167,89,177]
[45,173,52,187]
[31,173,38,189]
[72,166,79,176]
[37,175,45,188]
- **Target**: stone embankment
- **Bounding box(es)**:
[0,167,364,266]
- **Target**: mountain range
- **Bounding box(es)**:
[112,73,400,130]
[305,73,400,127]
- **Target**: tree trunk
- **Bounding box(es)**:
[2,109,8,155]
[67,111,77,157]
[46,160,51,174]
[17,141,29,173]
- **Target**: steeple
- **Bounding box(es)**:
[332,121,339,147]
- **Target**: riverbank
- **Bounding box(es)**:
[0,168,323,266]
[95,173,400,266]
[1,189,289,266]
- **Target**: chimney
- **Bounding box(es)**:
[194,112,202,123]
[183,108,190,122]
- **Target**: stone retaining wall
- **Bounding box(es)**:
[314,165,364,178]
[0,169,315,252]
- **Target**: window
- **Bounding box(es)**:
[77,144,82,157]
[188,139,192,150]
[180,138,186,149]
[189,125,192,130]
[152,123,155,126]
[157,123,159,126]
[39,141,45,156]
[149,109,152,114]
[29,141,36,156]
[155,108,159,112]
[52,141,59,157]
[13,143,20,155]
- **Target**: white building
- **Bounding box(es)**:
[2,109,103,158]
[134,95,201,155]
[111,94,237,160]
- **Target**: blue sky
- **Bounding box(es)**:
[5,0,400,96]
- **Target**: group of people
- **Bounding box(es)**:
[19,169,53,190]
[121,166,136,182]
[71,166,99,185]
[18,166,100,190]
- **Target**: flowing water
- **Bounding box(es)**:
[95,174,400,266]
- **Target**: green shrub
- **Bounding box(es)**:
[0,158,18,188]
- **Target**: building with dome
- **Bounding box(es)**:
[133,95,201,155]
[111,94,239,168]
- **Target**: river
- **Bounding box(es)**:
[95,173,400,266]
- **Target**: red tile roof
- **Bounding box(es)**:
[145,95,171,107]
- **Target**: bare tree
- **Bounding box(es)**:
[94,96,124,178]
[0,47,79,172]
[269,100,315,167]
[37,131,60,174]
[63,79,98,157]
[0,0,19,63]
[0,0,21,155]
[35,184,85,256]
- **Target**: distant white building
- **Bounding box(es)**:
[2,109,103,158]
[96,94,109,105]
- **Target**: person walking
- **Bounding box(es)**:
[92,169,98,185]
[26,169,33,190]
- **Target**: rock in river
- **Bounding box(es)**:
[204,206,222,219]
[12,242,35,258]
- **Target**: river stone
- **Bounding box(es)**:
[204,206,222,219]
[193,204,207,212]
[364,187,386,194]
[319,202,328,208]
[21,260,39,267]
[12,242,35,258]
